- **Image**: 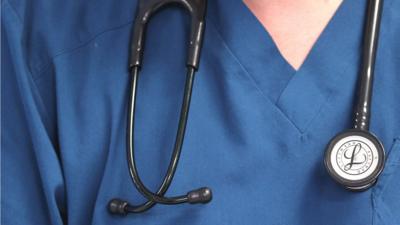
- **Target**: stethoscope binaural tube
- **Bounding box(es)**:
[324,0,385,191]
[108,0,211,215]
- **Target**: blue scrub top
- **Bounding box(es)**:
[2,0,400,224]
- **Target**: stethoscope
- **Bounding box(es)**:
[108,0,385,216]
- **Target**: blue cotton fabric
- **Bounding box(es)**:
[2,0,400,224]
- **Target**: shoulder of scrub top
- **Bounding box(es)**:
[1,0,140,80]
[2,0,399,80]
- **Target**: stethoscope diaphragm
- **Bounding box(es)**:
[324,130,385,191]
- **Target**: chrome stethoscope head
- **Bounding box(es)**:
[324,129,385,191]
[324,0,385,191]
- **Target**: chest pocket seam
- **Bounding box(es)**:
[371,137,400,225]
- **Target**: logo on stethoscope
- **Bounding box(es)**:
[336,141,374,176]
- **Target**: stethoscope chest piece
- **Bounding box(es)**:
[324,130,385,191]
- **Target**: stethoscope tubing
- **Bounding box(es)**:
[126,66,195,206]
[353,0,383,131]
[108,0,209,215]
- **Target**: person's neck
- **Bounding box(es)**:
[243,0,343,70]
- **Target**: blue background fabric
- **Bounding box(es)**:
[2,0,400,224]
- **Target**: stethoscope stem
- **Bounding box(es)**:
[353,0,383,131]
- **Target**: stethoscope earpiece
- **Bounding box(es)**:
[324,130,385,191]
[108,199,129,215]
[187,187,213,204]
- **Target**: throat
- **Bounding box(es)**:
[243,0,343,70]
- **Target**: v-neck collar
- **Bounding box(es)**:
[208,0,368,133]
[209,0,295,102]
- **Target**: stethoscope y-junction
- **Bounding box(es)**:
[109,0,386,216]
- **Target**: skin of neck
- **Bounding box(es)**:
[243,0,343,70]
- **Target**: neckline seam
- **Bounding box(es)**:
[207,18,303,134]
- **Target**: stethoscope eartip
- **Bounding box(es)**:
[187,187,213,204]
[108,199,129,215]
